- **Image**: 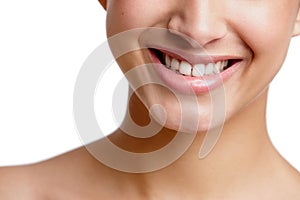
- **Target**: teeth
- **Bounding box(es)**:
[179,61,192,76]
[170,58,180,71]
[165,55,171,68]
[223,60,228,67]
[164,53,231,77]
[205,63,214,75]
[214,61,221,73]
[192,64,205,76]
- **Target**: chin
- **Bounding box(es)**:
[148,101,216,134]
[131,82,229,135]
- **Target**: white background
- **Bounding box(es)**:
[0,0,299,171]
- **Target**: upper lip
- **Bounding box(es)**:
[149,45,243,65]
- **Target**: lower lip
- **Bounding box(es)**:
[149,51,242,95]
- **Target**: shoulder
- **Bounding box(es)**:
[269,163,300,199]
[0,147,118,200]
[0,164,42,200]
[286,168,300,199]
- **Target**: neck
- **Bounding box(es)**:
[108,88,283,198]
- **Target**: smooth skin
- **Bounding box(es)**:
[1,0,300,199]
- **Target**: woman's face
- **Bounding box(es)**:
[104,0,300,132]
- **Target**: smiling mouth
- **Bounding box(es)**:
[150,48,241,77]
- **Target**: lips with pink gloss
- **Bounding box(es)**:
[148,48,243,94]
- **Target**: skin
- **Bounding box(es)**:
[1,0,300,199]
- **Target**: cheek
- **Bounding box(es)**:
[231,2,298,58]
[106,0,170,36]
[229,5,294,86]
[106,1,138,36]
[222,4,297,118]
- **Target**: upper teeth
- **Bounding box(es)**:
[165,54,229,77]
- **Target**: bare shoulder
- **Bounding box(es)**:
[0,164,41,200]
[0,147,118,200]
[273,164,300,199]
[287,168,300,199]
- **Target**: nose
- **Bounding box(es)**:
[168,0,227,48]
